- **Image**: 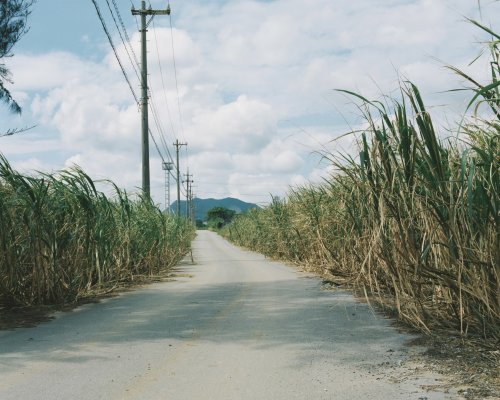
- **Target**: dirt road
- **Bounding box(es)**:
[0,230,458,399]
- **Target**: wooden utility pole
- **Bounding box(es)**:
[173,139,187,216]
[190,187,196,223]
[132,1,170,197]
[183,169,193,219]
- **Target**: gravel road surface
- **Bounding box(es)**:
[0,230,458,399]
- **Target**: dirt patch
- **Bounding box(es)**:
[403,334,500,400]
[319,274,499,399]
[311,263,499,398]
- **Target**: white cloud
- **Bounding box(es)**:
[187,95,276,153]
[269,150,304,173]
[9,52,103,92]
[1,0,498,206]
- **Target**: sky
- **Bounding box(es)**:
[0,0,498,208]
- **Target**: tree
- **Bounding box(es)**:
[206,207,236,229]
[0,0,34,114]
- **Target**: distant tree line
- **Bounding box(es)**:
[205,207,236,229]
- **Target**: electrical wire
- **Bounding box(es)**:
[93,0,186,197]
[148,127,166,164]
[130,1,180,181]
[112,0,140,68]
[167,9,190,175]
[148,19,177,165]
[148,89,175,164]
[90,0,139,104]
[129,0,140,31]
[93,0,173,182]
[103,0,141,82]
[147,85,182,179]
[169,12,186,143]
[148,16,187,183]
[152,18,177,143]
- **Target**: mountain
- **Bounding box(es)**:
[170,197,260,221]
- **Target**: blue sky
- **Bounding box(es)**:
[16,1,103,56]
[1,0,497,207]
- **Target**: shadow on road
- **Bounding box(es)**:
[0,273,402,370]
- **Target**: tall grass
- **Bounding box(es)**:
[223,24,499,339]
[0,156,194,306]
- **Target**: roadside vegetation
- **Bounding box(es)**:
[0,155,194,306]
[223,22,499,340]
[206,206,236,230]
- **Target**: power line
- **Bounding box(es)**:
[152,18,177,143]
[94,0,185,201]
[147,22,177,165]
[131,2,181,195]
[112,0,140,68]
[168,11,189,174]
[103,0,141,82]
[147,128,179,191]
[169,12,186,143]
[131,1,171,197]
[90,0,138,104]
[129,0,140,30]
[173,140,187,215]
[115,2,173,170]
[149,13,186,190]
[148,89,175,164]
[149,127,166,164]
[147,86,180,177]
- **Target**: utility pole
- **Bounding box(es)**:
[173,139,187,216]
[162,161,173,212]
[132,1,170,197]
[183,169,193,219]
[190,187,196,224]
[189,184,195,223]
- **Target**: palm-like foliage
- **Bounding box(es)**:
[0,0,34,113]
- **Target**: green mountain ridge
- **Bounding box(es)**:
[170,197,259,221]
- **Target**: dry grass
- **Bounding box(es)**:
[0,157,195,306]
[223,22,499,341]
